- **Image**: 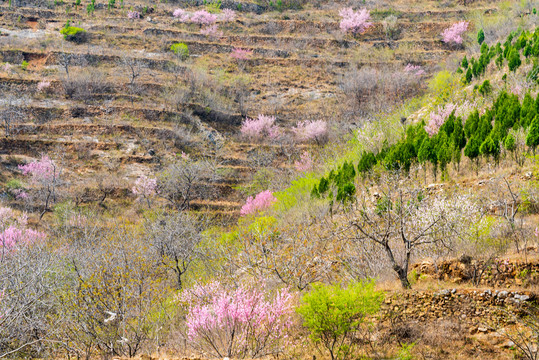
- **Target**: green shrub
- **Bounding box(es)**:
[170,42,189,61]
[20,60,28,70]
[477,28,485,45]
[60,26,87,43]
[297,281,383,360]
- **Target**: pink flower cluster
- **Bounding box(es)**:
[0,227,45,249]
[132,175,157,198]
[292,120,328,142]
[339,8,372,34]
[0,207,45,250]
[404,63,426,76]
[425,103,457,136]
[68,213,87,228]
[18,155,55,184]
[200,24,223,37]
[37,80,51,92]
[181,281,294,358]
[220,8,236,22]
[127,10,140,19]
[13,189,29,201]
[240,190,277,216]
[231,48,253,60]
[294,151,313,172]
[240,114,279,140]
[441,21,469,45]
[173,8,190,21]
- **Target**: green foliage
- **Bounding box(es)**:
[20,60,28,70]
[465,68,473,83]
[505,133,516,151]
[297,281,383,360]
[478,79,492,95]
[478,28,485,45]
[204,0,222,13]
[527,115,539,153]
[428,70,458,102]
[275,174,318,211]
[312,162,356,206]
[508,48,522,71]
[75,0,81,6]
[461,55,468,69]
[397,343,416,360]
[170,42,189,61]
[60,26,87,43]
[357,151,376,174]
[86,0,95,14]
[107,0,115,9]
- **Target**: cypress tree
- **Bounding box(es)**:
[526,115,539,155]
[478,28,485,45]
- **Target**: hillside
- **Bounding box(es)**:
[2,0,539,359]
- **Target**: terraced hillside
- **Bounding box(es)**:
[0,0,500,217]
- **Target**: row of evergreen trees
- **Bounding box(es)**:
[312,27,539,205]
[461,27,539,84]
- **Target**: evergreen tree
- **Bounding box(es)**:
[526,115,539,155]
[479,135,500,164]
[521,92,536,128]
[461,55,469,69]
[464,135,481,174]
[478,28,485,45]
[465,67,473,83]
[508,48,522,71]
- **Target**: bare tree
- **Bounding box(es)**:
[58,51,73,79]
[347,173,475,288]
[0,95,25,137]
[0,238,61,358]
[118,54,146,106]
[158,156,219,211]
[144,211,204,289]
[234,222,338,290]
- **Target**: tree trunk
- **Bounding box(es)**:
[394,264,411,289]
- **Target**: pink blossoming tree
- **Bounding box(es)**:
[240,115,280,141]
[231,48,253,61]
[37,80,51,92]
[18,155,61,219]
[425,103,457,136]
[294,151,313,172]
[404,63,426,76]
[173,8,191,22]
[190,10,217,25]
[339,8,372,34]
[180,281,295,358]
[441,21,469,45]
[292,120,328,144]
[127,10,140,19]
[132,175,158,208]
[200,24,223,38]
[220,8,236,22]
[0,206,45,259]
[240,190,277,216]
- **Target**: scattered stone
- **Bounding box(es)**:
[502,340,515,348]
[497,291,508,299]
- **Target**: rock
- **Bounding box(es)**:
[525,171,533,179]
[478,327,489,333]
[502,340,515,348]
[515,294,530,301]
[497,290,508,299]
